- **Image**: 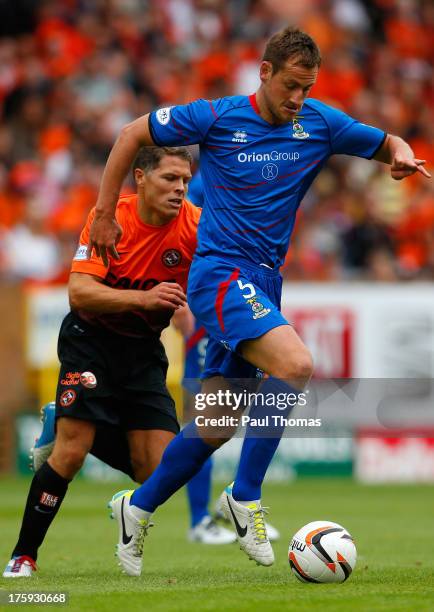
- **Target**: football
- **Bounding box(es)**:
[289,520,357,583]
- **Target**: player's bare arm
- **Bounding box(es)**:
[88,114,154,265]
[373,134,431,180]
[69,273,186,313]
[172,305,195,338]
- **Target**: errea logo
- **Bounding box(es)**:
[232,129,247,143]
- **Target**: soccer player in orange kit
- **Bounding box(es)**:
[4,146,199,577]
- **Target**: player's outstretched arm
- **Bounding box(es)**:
[87,115,154,266]
[69,273,187,313]
[373,134,431,181]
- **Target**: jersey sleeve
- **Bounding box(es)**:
[70,208,108,278]
[314,100,386,159]
[149,99,221,146]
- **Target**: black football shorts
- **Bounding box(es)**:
[55,312,179,435]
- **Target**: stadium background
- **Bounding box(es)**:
[0,0,433,482]
[0,2,433,608]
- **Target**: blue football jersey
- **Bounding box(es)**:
[187,171,204,207]
[149,95,385,268]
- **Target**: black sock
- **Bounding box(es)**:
[12,462,70,561]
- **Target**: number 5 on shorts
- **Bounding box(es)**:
[237,280,256,299]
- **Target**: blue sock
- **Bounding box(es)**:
[232,377,300,502]
[131,422,215,512]
[186,457,213,527]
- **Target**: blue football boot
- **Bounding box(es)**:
[30,402,56,471]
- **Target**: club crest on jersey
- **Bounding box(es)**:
[247,298,271,319]
[292,117,309,139]
[156,107,172,125]
[162,249,182,267]
[232,129,247,143]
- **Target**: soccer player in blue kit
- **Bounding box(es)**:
[89,28,431,575]
[177,172,280,545]
[175,171,231,545]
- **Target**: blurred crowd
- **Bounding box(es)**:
[0,0,432,284]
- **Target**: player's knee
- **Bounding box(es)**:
[197,421,236,446]
[50,442,89,478]
[274,350,314,384]
[63,445,89,472]
[292,352,314,382]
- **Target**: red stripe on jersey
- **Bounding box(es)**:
[208,100,218,119]
[186,326,207,353]
[249,93,260,115]
[215,268,240,333]
[212,160,321,191]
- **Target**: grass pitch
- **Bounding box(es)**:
[0,476,433,611]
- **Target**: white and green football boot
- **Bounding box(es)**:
[108,490,153,577]
[188,515,236,544]
[215,491,280,542]
[219,484,275,566]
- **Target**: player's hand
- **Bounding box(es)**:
[390,155,431,181]
[87,213,122,266]
[140,282,187,311]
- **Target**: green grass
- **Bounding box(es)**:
[0,477,433,611]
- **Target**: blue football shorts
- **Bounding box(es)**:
[187,254,289,379]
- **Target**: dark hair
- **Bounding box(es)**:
[133,146,192,173]
[262,27,321,74]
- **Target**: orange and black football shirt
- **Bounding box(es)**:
[71,194,201,338]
